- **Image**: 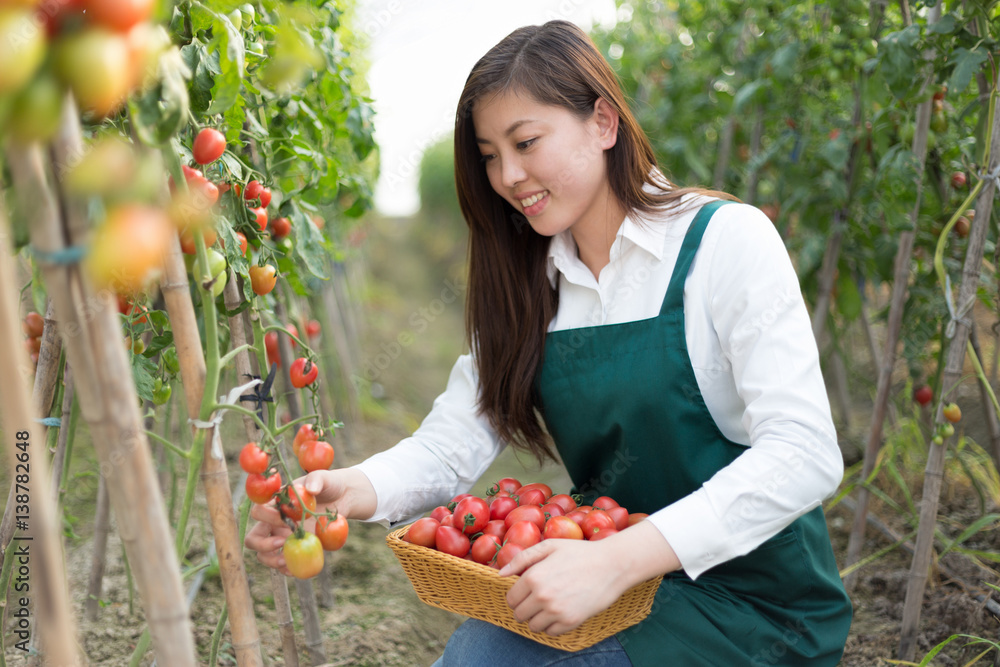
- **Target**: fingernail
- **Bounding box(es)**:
[273,537,285,549]
[498,566,510,576]
[277,557,286,568]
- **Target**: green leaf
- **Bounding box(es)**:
[131,351,158,403]
[290,204,329,280]
[181,42,215,116]
[206,10,245,115]
[927,13,957,34]
[939,513,1000,557]
[947,47,988,96]
[835,272,862,321]
[732,79,766,113]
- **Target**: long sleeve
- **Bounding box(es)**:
[648,204,843,580]
[350,353,507,526]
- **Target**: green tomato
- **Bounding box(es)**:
[227,9,242,31]
[8,72,63,142]
[240,3,255,24]
[0,9,47,96]
[152,378,172,405]
[162,348,180,374]
[193,248,228,295]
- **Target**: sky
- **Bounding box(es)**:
[355,0,619,217]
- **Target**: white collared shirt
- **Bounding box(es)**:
[352,194,843,580]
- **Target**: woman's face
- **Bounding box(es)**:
[472,91,619,238]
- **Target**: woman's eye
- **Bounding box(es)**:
[479,154,495,164]
[516,138,536,150]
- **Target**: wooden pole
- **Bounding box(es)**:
[0,188,80,667]
[844,1,940,590]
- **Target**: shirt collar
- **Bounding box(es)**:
[545,211,668,288]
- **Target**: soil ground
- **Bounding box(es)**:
[4,214,1000,665]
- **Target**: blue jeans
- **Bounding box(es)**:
[431,619,632,666]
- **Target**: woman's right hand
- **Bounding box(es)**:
[244,467,377,576]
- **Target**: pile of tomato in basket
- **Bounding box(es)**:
[402,478,648,569]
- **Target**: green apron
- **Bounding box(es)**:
[536,200,852,666]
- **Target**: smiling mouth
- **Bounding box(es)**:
[519,190,548,208]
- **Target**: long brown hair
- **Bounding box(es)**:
[455,20,736,462]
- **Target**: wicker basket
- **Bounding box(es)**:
[385,524,662,652]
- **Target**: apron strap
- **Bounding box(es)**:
[659,199,734,316]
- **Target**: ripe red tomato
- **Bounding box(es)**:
[235,232,248,256]
[592,496,620,511]
[249,206,268,231]
[489,496,518,522]
[238,442,269,474]
[435,525,471,558]
[540,503,565,519]
[543,515,584,540]
[943,402,962,423]
[245,472,280,504]
[290,357,319,388]
[298,440,334,473]
[515,483,552,501]
[80,0,154,32]
[22,312,44,338]
[404,517,439,548]
[271,217,292,241]
[179,227,218,255]
[470,534,502,565]
[259,187,273,208]
[606,506,629,531]
[505,505,546,532]
[306,320,321,338]
[489,477,521,496]
[453,496,490,536]
[914,385,933,406]
[547,494,577,514]
[278,484,317,521]
[951,171,967,189]
[482,520,507,540]
[315,513,349,551]
[429,506,451,523]
[627,512,649,526]
[580,509,616,539]
[265,331,280,368]
[588,527,619,541]
[495,542,524,570]
[243,180,264,201]
[438,513,455,529]
[293,424,319,457]
[249,264,277,296]
[283,532,324,579]
[192,128,226,165]
[504,521,541,549]
[517,488,546,506]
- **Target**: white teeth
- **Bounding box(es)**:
[520,191,548,207]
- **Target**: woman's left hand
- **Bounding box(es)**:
[499,521,680,636]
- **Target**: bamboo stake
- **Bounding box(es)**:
[158,210,263,664]
[0,171,80,667]
[274,300,327,664]
[0,299,62,556]
[970,326,1000,471]
[844,2,941,590]
[48,362,74,500]
[223,275,300,667]
[899,61,1000,661]
[13,100,196,664]
[321,269,361,432]
[84,472,110,622]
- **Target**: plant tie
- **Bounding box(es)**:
[189,377,262,460]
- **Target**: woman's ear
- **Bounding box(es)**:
[593,97,620,150]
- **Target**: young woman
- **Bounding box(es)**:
[246,20,853,665]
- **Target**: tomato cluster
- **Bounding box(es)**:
[242,427,345,579]
[403,478,648,569]
[22,312,44,370]
[1,0,169,142]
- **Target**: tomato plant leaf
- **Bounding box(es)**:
[290,205,328,280]
[130,350,158,403]
[130,49,191,147]
[946,47,988,97]
[206,10,245,115]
